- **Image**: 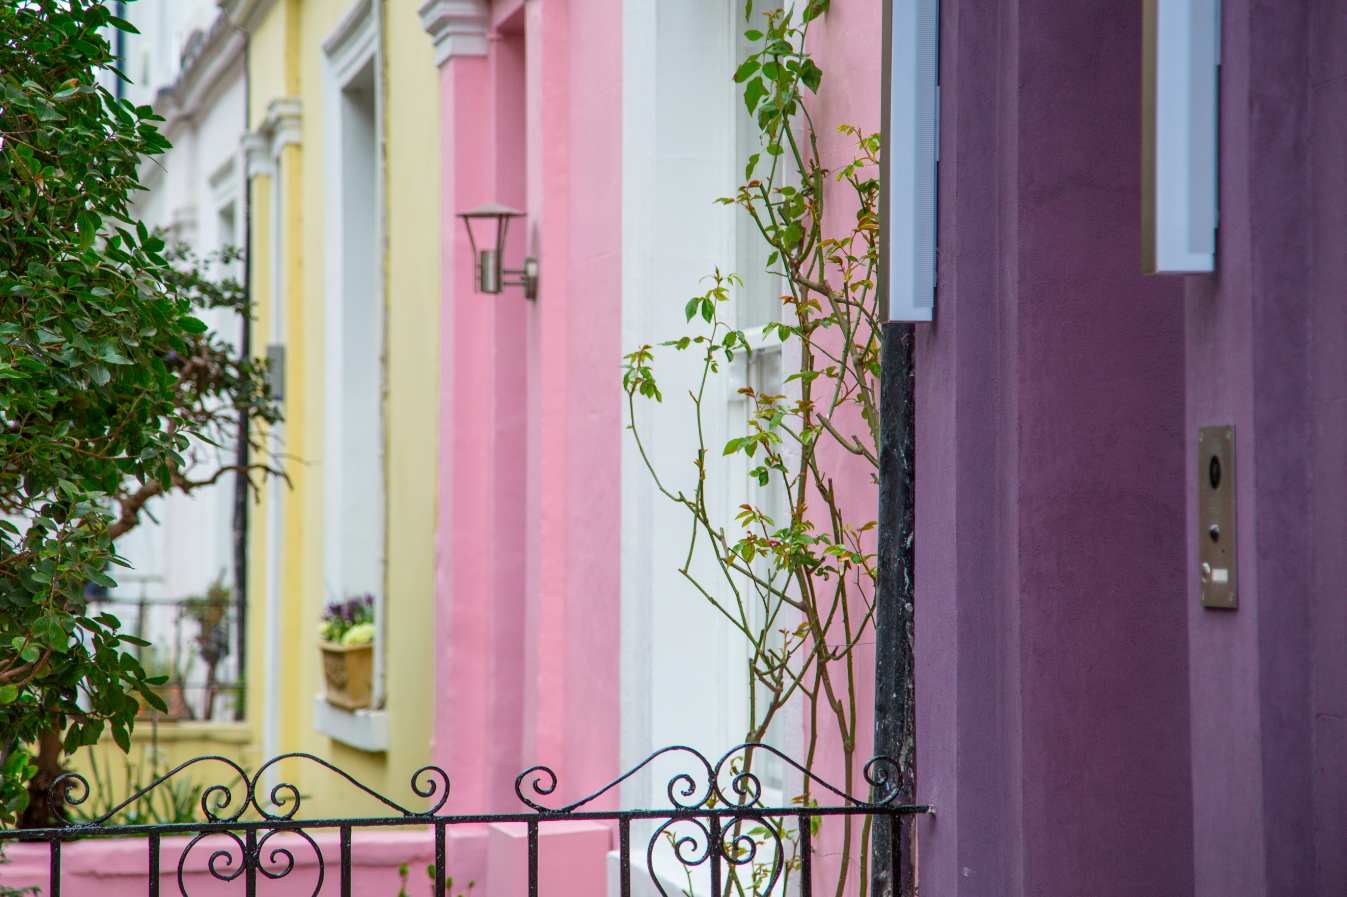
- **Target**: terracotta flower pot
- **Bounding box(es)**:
[319,640,374,710]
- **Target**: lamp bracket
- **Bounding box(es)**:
[504,257,539,300]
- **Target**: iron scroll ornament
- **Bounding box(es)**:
[514,743,906,814]
[515,744,907,897]
[30,745,924,897]
[47,753,452,896]
[50,752,452,826]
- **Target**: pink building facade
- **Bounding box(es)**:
[421,0,886,893]
[421,0,625,890]
[422,0,624,814]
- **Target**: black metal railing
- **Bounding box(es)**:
[87,593,244,722]
[0,745,928,897]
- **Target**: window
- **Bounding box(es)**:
[320,0,387,747]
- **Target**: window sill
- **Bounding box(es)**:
[313,695,388,753]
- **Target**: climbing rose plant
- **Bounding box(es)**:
[624,3,907,897]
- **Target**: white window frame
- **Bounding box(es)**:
[319,0,389,743]
[881,0,938,322]
[1143,0,1220,274]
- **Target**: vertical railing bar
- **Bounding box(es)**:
[148,832,160,897]
[341,823,353,897]
[528,820,540,897]
[436,822,447,897]
[245,827,258,897]
[49,838,60,897]
[799,815,811,897]
[890,812,901,897]
[709,815,722,897]
[619,817,631,897]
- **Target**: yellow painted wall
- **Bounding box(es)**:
[68,723,256,823]
[236,0,441,819]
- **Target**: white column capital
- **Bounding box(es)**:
[264,96,303,156]
[418,0,489,65]
[241,96,302,178]
[241,130,273,178]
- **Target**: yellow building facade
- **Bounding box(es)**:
[229,0,440,818]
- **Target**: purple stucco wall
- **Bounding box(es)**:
[1309,3,1347,892]
[917,0,1347,893]
[1186,0,1347,894]
[916,0,1193,893]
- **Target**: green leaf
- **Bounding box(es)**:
[744,77,767,114]
[88,364,110,386]
[0,686,17,704]
[138,687,168,713]
[744,29,764,41]
[180,316,208,334]
[803,0,831,21]
[745,153,761,180]
[734,59,761,84]
[107,15,140,33]
[799,59,823,93]
[112,723,131,753]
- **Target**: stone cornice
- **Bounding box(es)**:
[323,0,376,57]
[220,0,281,33]
[157,12,247,135]
[417,0,488,65]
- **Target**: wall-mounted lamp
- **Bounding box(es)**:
[457,203,538,299]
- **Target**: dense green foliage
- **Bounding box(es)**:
[0,0,275,826]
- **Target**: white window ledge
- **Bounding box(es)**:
[313,695,388,753]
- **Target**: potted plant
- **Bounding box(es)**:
[318,595,376,710]
[183,576,232,720]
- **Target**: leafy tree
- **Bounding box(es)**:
[0,0,278,826]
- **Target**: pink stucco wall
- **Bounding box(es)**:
[0,823,610,896]
[433,0,622,819]
[0,829,449,896]
[799,7,885,891]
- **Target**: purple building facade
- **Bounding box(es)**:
[914,0,1347,894]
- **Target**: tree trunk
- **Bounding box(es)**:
[18,728,65,829]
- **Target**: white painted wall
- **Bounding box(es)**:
[621,0,800,838]
[101,4,249,716]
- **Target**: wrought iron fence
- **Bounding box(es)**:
[0,745,927,897]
